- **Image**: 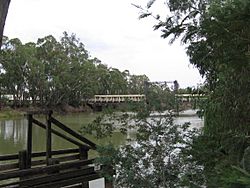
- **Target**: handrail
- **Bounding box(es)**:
[0,111,104,187]
[0,148,80,161]
[0,159,95,180]
[50,117,96,149]
[32,118,90,149]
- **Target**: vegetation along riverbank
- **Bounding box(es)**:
[1,0,249,187]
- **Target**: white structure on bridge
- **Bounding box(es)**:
[175,94,206,102]
[88,94,146,103]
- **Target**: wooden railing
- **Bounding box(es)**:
[0,111,113,188]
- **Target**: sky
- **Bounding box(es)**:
[3,0,204,88]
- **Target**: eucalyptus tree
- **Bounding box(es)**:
[24,42,46,105]
[134,0,250,186]
[128,74,149,94]
[59,32,95,105]
[35,33,95,106]
[36,35,67,106]
[0,37,28,106]
[77,60,99,103]
[109,68,128,95]
[2,33,150,107]
[95,63,112,94]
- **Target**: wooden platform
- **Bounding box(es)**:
[0,111,113,187]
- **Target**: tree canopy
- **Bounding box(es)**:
[134,0,250,186]
[0,33,150,108]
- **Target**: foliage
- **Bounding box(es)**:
[112,124,200,187]
[0,33,149,108]
[81,86,205,187]
[133,0,250,186]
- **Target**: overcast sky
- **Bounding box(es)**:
[4,0,204,88]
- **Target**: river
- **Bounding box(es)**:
[0,110,203,187]
[0,110,203,156]
[0,113,126,157]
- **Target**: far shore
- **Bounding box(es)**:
[0,105,93,119]
[0,105,199,120]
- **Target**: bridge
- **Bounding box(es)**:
[88,94,146,103]
[86,93,206,111]
[86,95,146,111]
[175,94,207,102]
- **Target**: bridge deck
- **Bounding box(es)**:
[88,94,146,103]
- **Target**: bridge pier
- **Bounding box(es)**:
[93,105,103,112]
[87,103,103,112]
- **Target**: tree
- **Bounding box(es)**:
[128,74,149,94]
[1,37,28,106]
[109,68,128,95]
[0,0,11,47]
[95,63,112,95]
[35,33,97,106]
[24,42,47,105]
[134,0,250,186]
[1,33,155,108]
[82,87,204,187]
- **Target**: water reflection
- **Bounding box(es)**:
[0,111,203,156]
[0,119,28,155]
[175,109,204,128]
[0,114,127,156]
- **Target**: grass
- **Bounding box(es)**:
[0,108,24,119]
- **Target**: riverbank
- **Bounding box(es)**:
[0,105,92,119]
[0,108,24,119]
[0,104,199,120]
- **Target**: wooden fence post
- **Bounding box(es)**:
[18,150,27,170]
[19,150,28,186]
[27,114,32,168]
[79,145,89,187]
[79,146,88,160]
[46,111,52,165]
[48,158,60,174]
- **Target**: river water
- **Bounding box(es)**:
[0,110,203,156]
[0,110,203,187]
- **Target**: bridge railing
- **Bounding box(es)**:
[88,94,146,103]
[175,94,207,102]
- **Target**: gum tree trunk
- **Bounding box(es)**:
[0,0,11,47]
